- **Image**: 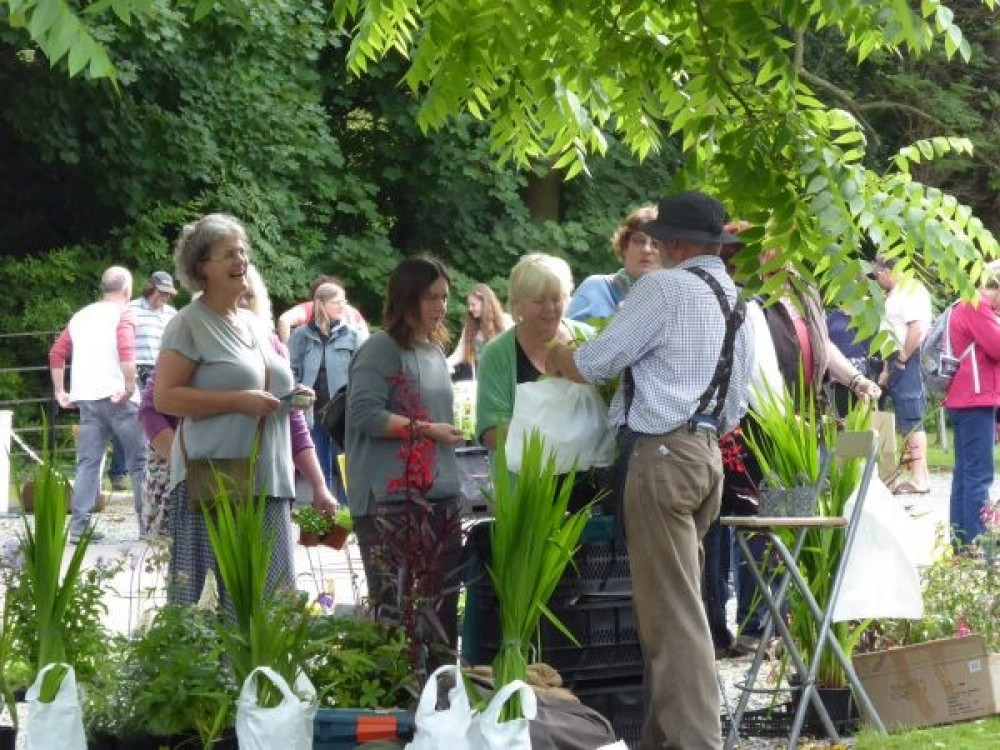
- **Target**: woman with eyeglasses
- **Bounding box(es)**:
[288,280,363,496]
[154,214,337,606]
[566,205,663,322]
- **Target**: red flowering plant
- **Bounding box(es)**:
[368,372,465,676]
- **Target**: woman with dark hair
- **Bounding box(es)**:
[446,283,510,380]
[344,256,465,655]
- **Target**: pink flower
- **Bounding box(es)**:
[956,622,972,637]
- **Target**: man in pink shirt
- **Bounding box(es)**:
[49,266,147,542]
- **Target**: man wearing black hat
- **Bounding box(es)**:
[546,191,753,750]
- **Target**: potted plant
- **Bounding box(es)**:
[83,605,237,749]
[203,491,320,745]
[292,506,353,549]
[16,453,104,747]
[0,564,19,750]
[304,615,418,709]
[485,430,593,719]
[743,383,874,728]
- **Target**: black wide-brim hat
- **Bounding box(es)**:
[638,191,738,245]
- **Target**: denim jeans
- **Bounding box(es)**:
[309,422,346,501]
[73,399,146,536]
[107,434,127,480]
[702,518,733,648]
[734,531,768,639]
[949,406,996,547]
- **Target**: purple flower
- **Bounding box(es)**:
[0,537,23,572]
[316,592,334,611]
[95,555,113,572]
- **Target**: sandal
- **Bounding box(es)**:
[892,480,931,495]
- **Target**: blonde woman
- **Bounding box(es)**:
[288,281,363,492]
[475,253,600,510]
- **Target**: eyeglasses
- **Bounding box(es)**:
[204,247,248,263]
[627,232,664,252]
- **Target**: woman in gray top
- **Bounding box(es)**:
[345,256,464,661]
[155,213,337,606]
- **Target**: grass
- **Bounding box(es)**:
[854,716,1000,748]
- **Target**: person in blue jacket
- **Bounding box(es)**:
[288,280,365,495]
[566,205,662,321]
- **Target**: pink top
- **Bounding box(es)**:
[943,294,1000,409]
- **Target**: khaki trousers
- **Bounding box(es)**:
[624,429,723,750]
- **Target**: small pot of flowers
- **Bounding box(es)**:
[292,506,329,547]
[292,507,354,549]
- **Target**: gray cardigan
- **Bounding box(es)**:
[344,331,460,517]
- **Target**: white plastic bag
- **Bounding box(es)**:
[832,473,924,622]
[405,665,474,750]
[236,667,317,750]
[470,680,536,750]
[26,663,86,750]
[505,379,615,473]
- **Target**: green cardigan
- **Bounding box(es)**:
[475,320,593,446]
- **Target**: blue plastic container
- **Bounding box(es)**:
[313,708,414,750]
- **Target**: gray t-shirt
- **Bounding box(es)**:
[345,332,459,516]
[162,300,296,498]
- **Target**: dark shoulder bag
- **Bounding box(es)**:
[319,384,348,446]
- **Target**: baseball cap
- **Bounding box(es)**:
[151,271,177,295]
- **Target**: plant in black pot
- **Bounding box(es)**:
[82,605,237,750]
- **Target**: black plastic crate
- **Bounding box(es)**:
[471,594,642,685]
[574,678,644,750]
[464,519,632,605]
[721,692,859,739]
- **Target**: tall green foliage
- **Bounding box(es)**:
[334,0,999,345]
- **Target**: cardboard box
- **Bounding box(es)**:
[853,635,1000,730]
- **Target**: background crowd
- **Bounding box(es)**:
[47,193,1000,750]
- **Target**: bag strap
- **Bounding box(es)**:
[179,327,269,463]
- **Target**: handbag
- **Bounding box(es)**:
[182,333,268,513]
[318,384,348,446]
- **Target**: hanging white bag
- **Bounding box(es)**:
[236,666,317,750]
[405,664,475,750]
[26,663,86,750]
[505,378,615,474]
[470,679,536,750]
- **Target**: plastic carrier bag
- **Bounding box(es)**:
[505,379,615,474]
[470,680,536,750]
[26,663,86,750]
[405,665,475,750]
[236,667,317,750]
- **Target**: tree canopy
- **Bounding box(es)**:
[331,0,999,341]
